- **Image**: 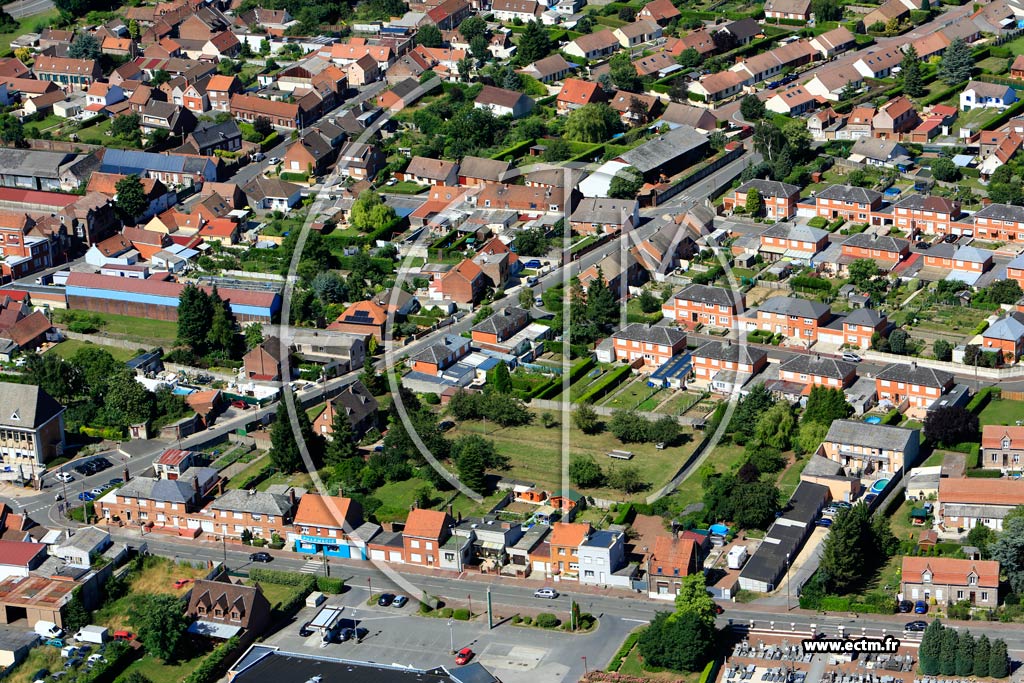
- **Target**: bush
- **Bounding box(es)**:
[807,216,828,228]
[453,608,471,621]
[575,364,632,404]
[316,577,345,593]
[535,613,560,628]
[522,615,532,625]
[881,408,902,425]
[440,607,454,618]
[967,387,999,414]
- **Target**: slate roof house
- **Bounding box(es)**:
[311,380,379,441]
[816,420,920,475]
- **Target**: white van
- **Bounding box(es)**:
[34,621,63,639]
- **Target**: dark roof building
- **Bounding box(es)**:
[817,184,883,204]
[692,340,767,365]
[673,283,737,308]
[779,354,857,380]
[187,578,272,637]
[754,296,831,319]
[611,322,686,346]
[876,362,954,387]
[736,179,800,198]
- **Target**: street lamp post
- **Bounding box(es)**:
[582,657,588,675]
[448,618,455,654]
[786,552,791,611]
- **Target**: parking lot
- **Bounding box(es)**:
[264,584,630,683]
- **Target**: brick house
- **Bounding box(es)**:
[1008,254,1024,290]
[839,233,909,269]
[230,93,301,130]
[556,78,604,114]
[205,74,242,112]
[410,334,471,375]
[611,323,686,369]
[778,355,857,392]
[458,156,511,187]
[404,156,459,186]
[981,425,1024,472]
[33,56,101,91]
[981,312,1024,362]
[875,362,954,414]
[690,340,768,390]
[889,195,962,236]
[872,96,920,140]
[202,487,298,541]
[290,494,369,559]
[154,448,200,479]
[965,203,1024,242]
[94,469,219,527]
[840,308,887,350]
[187,579,272,636]
[568,197,639,236]
[549,522,591,579]
[724,179,800,220]
[901,557,999,609]
[816,420,920,475]
[646,535,699,599]
[471,306,530,351]
[639,0,681,24]
[922,244,993,279]
[433,258,487,304]
[758,224,829,260]
[311,380,379,441]
[747,296,832,345]
[938,478,1024,531]
[662,283,744,329]
[243,336,284,381]
[402,508,452,567]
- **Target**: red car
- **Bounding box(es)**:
[231,400,249,409]
[455,647,474,665]
[173,579,191,589]
[112,631,134,642]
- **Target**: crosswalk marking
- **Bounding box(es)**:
[299,560,321,575]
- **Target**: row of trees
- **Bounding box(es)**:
[568,455,645,493]
[176,284,240,361]
[919,621,1008,678]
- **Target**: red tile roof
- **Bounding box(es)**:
[294,494,361,529]
[0,540,45,567]
[901,556,999,588]
[403,508,449,539]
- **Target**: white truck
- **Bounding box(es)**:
[34,620,63,639]
[727,545,749,570]
[74,625,108,645]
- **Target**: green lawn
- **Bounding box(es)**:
[118,645,213,683]
[47,339,139,362]
[598,377,662,410]
[979,398,1024,426]
[776,455,807,499]
[653,391,706,416]
[246,579,304,610]
[53,309,178,345]
[255,470,315,492]
[449,410,701,502]
[662,443,747,509]
[552,364,613,401]
[386,181,428,194]
[226,456,270,489]
[0,9,59,54]
[373,478,431,523]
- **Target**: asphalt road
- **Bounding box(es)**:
[3,0,52,19]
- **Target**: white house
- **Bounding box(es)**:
[960,80,1018,112]
[577,529,631,587]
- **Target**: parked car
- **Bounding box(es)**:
[393,595,408,608]
[898,600,913,613]
[905,620,928,632]
[534,588,559,599]
[339,627,356,642]
[299,623,313,637]
[943,234,958,243]
[833,501,852,509]
[455,648,474,665]
[173,579,192,589]
[56,472,73,483]
[267,157,281,165]
[249,552,272,563]
[90,488,105,497]
[77,492,94,502]
[111,631,133,642]
[438,421,455,432]
[524,259,542,269]
[822,506,840,516]
[815,518,833,528]
[841,353,862,363]
[914,600,928,614]
[386,177,398,186]
[377,593,396,607]
[864,493,877,504]
[94,458,112,470]
[915,241,930,250]
[107,478,123,487]
[231,400,249,409]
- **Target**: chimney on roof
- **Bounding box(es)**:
[911,361,917,370]
[289,487,296,507]
[193,476,200,495]
[123,466,130,483]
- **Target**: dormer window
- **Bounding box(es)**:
[1004,437,1011,449]
[922,570,932,583]
[968,573,978,586]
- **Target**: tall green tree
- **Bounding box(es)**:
[672,574,717,629]
[128,594,188,661]
[938,38,973,85]
[244,322,264,350]
[919,620,944,675]
[802,386,853,425]
[207,285,236,355]
[456,436,487,491]
[417,23,442,47]
[0,113,25,147]
[323,406,356,467]
[564,103,620,143]
[518,21,552,62]
[955,629,975,676]
[739,94,765,120]
[488,362,512,394]
[991,516,1024,592]
[974,634,991,677]
[68,32,100,59]
[819,504,872,593]
[989,638,1009,678]
[939,621,959,675]
[269,406,315,473]
[900,45,924,97]
[64,588,91,633]
[114,175,148,221]
[176,284,213,353]
[573,403,601,434]
[745,187,763,215]
[608,167,643,199]
[569,455,604,487]
[638,611,715,672]
[586,267,618,328]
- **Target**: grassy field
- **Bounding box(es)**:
[373,478,431,522]
[0,9,59,53]
[598,377,662,410]
[47,339,139,362]
[93,557,210,631]
[53,309,179,345]
[776,455,807,499]
[662,443,747,510]
[979,398,1024,426]
[653,391,705,416]
[226,456,270,489]
[449,411,701,501]
[246,579,305,611]
[386,181,428,194]
[614,629,701,682]
[256,470,315,492]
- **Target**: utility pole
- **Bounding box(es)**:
[223,535,227,569]
[448,618,455,654]
[786,552,791,611]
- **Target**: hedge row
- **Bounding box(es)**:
[575,364,632,404]
[249,567,318,587]
[979,98,1024,133]
[967,468,1003,478]
[612,503,635,525]
[607,630,643,672]
[490,138,536,161]
[918,79,968,107]
[182,637,241,683]
[699,659,722,683]
[316,576,345,593]
[881,408,902,425]
[967,386,1000,414]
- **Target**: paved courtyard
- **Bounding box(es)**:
[263,584,636,683]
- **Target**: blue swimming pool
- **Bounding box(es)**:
[870,478,890,494]
[710,523,729,536]
[864,416,882,424]
[172,386,196,396]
